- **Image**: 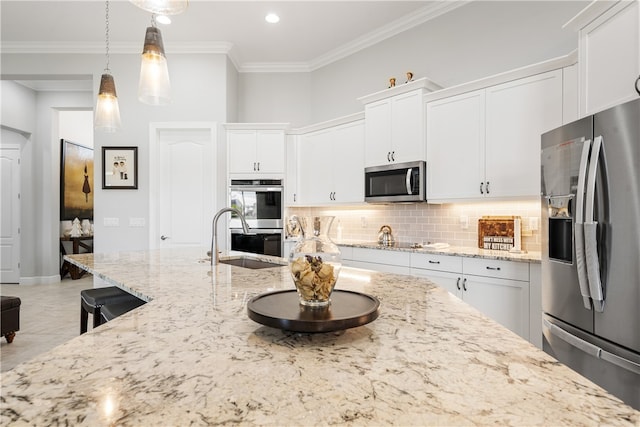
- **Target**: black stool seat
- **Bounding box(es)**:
[80,287,140,334]
[101,298,146,322]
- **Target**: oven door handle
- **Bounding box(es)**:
[230,228,282,234]
[229,186,283,192]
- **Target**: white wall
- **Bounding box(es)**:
[0,81,36,133]
[2,51,231,278]
[59,110,93,148]
[237,72,311,126]
[239,1,586,125]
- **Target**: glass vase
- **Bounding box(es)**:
[288,216,342,307]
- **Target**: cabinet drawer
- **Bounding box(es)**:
[351,247,410,267]
[463,258,529,281]
[338,245,354,261]
[410,253,462,273]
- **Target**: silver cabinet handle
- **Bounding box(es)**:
[160,235,170,241]
[428,260,440,264]
[485,181,490,194]
[293,193,296,202]
[387,152,391,162]
[486,266,501,271]
[456,277,461,290]
[257,162,260,171]
[462,278,467,291]
[391,151,395,161]
[253,162,256,171]
[480,182,484,194]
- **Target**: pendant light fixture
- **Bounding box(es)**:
[138,14,171,105]
[130,0,188,16]
[95,0,122,132]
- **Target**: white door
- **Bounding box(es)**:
[151,126,215,249]
[0,148,21,283]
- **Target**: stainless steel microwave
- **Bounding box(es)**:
[364,161,426,203]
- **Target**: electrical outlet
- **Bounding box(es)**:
[529,217,539,231]
[459,215,469,230]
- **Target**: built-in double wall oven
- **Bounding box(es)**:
[229,179,283,257]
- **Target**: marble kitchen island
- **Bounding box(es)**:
[1,247,638,426]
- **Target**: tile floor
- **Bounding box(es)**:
[1,275,96,373]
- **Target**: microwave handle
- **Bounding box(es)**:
[406,168,413,195]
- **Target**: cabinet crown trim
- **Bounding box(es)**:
[223,123,290,131]
[357,77,443,105]
[289,112,365,135]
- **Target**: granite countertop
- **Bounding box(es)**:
[2,247,636,426]
[333,241,542,263]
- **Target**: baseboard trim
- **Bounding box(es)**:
[19,275,62,285]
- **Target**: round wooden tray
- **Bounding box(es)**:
[247,289,380,333]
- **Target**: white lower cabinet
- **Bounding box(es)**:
[342,247,411,275]
[411,253,530,342]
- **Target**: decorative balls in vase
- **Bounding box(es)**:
[288,216,342,307]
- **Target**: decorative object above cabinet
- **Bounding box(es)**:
[358,77,442,168]
[225,123,289,177]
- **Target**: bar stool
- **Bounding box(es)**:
[80,287,140,334]
[101,298,146,323]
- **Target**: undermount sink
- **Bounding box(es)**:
[219,257,283,270]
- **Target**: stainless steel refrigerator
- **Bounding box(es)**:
[541,98,640,410]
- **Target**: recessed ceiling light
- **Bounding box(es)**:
[156,15,171,25]
[265,13,280,24]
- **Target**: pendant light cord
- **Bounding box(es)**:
[104,0,110,73]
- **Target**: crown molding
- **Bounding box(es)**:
[307,0,471,71]
[0,41,233,55]
[1,2,469,72]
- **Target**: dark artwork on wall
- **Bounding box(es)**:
[60,139,94,220]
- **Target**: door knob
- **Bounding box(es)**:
[160,235,170,241]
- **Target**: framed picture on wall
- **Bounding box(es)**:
[60,139,94,220]
[102,146,138,189]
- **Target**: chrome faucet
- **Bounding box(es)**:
[210,207,251,265]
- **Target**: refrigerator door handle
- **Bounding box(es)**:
[544,319,640,375]
[584,136,605,312]
[575,139,593,310]
[543,319,601,358]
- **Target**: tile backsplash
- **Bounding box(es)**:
[287,199,542,252]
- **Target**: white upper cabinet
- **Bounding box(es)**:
[426,89,486,200]
[360,78,442,168]
[484,70,563,198]
[296,119,365,205]
[226,126,287,176]
[426,69,563,201]
[567,0,640,116]
[285,134,299,205]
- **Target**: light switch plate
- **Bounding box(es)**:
[104,217,119,227]
[129,217,146,227]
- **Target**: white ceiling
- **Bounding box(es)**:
[1,0,467,71]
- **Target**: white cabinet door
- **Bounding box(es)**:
[391,90,424,164]
[462,274,529,340]
[297,121,364,205]
[285,135,298,206]
[579,0,640,116]
[255,130,285,174]
[411,268,462,298]
[228,130,257,174]
[426,89,485,201]
[228,129,285,175]
[298,130,333,204]
[331,121,364,203]
[364,99,392,167]
[485,70,563,198]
